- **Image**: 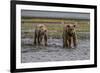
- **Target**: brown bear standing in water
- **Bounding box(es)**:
[34,24,48,46]
[63,24,77,48]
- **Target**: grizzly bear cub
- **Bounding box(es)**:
[34,24,48,46]
[63,24,77,48]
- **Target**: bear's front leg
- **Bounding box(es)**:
[34,30,37,45]
[68,37,72,48]
[73,35,77,48]
[44,34,48,46]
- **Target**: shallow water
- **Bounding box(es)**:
[21,39,90,63]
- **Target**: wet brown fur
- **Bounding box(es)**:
[34,24,48,46]
[63,24,77,48]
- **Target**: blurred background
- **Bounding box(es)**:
[21,10,90,40]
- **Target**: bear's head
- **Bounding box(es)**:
[38,24,47,35]
[66,24,76,36]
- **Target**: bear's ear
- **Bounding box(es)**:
[73,24,76,27]
[73,22,78,27]
[66,25,70,27]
